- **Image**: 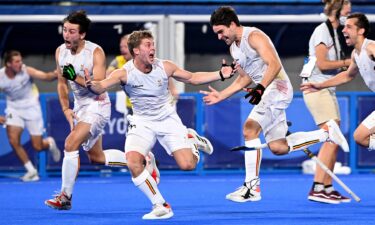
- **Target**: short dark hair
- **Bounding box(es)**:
[210,6,240,27]
[63,10,91,34]
[128,30,154,57]
[3,50,21,66]
[348,13,370,37]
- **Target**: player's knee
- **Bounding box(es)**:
[31,142,43,151]
[87,153,102,164]
[353,129,366,146]
[243,122,261,139]
[353,133,361,145]
[64,136,80,151]
[178,160,196,171]
[269,143,288,155]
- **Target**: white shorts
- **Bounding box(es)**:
[248,79,293,143]
[362,110,375,132]
[125,112,190,156]
[74,101,111,151]
[5,104,44,136]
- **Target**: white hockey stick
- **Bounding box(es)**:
[303,148,361,202]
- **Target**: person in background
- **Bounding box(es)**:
[300,0,352,204]
[301,13,375,166]
[0,50,61,182]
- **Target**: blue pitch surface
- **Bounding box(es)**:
[1,173,374,225]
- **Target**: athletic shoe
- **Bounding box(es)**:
[308,189,340,204]
[20,170,40,182]
[45,192,72,210]
[142,202,173,220]
[47,137,61,162]
[226,178,261,202]
[145,152,160,184]
[187,128,214,155]
[325,120,349,152]
[328,190,351,203]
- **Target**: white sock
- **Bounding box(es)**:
[287,129,328,152]
[244,139,262,183]
[132,169,165,205]
[61,150,79,197]
[104,149,127,167]
[369,134,375,151]
[24,161,36,172]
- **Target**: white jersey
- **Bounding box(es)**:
[353,38,375,92]
[122,59,174,120]
[306,23,342,91]
[0,64,39,109]
[58,40,110,106]
[230,26,292,103]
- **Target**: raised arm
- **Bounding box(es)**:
[200,65,253,105]
[26,66,58,81]
[85,68,127,95]
[301,51,359,92]
[163,60,235,85]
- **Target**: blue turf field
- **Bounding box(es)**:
[1,173,374,225]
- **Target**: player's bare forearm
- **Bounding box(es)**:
[320,71,353,88]
[57,82,70,111]
[260,63,281,88]
[221,75,250,99]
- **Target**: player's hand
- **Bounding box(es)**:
[62,64,77,81]
[219,59,237,81]
[200,85,223,105]
[300,82,321,93]
[84,68,99,95]
[0,116,6,125]
[63,108,78,131]
[243,83,265,105]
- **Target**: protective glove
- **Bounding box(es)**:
[244,83,265,105]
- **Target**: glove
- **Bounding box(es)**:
[62,64,77,81]
[244,83,265,105]
[219,62,236,81]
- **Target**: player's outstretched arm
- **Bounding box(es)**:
[164,60,236,85]
[26,66,58,81]
[85,68,126,95]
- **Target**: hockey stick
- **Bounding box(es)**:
[303,148,361,202]
[230,143,268,152]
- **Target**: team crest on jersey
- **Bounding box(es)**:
[157,79,162,87]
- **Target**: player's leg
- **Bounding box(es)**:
[126,117,172,220]
[186,128,213,155]
[45,122,91,210]
[6,125,39,181]
[281,119,349,154]
[303,90,347,203]
[5,109,40,182]
[157,113,204,170]
[27,116,61,163]
[354,111,375,149]
[226,118,262,202]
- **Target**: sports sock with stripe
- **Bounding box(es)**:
[104,149,127,167]
[244,139,262,183]
[287,129,328,152]
[132,169,165,205]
